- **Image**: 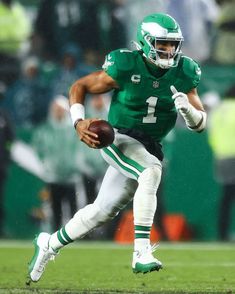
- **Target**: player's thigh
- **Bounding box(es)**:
[101,132,161,180]
[94,165,137,217]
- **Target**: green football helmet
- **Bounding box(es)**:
[136,13,184,69]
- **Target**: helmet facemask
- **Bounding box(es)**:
[144,35,183,69]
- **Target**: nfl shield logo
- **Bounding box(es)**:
[153,81,159,88]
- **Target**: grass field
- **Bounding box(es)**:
[0,240,234,294]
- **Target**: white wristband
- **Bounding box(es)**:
[180,105,207,132]
[70,103,85,125]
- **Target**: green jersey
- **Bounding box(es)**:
[103,49,201,142]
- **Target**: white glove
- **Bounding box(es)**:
[170,85,189,113]
[170,85,207,132]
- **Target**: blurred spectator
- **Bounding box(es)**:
[166,0,219,63]
[0,107,14,237]
[81,94,109,205]
[2,56,52,129]
[202,91,221,113]
[98,0,127,52]
[207,85,235,241]
[0,0,31,85]
[79,49,99,72]
[51,43,94,97]
[29,187,53,233]
[33,0,128,63]
[33,0,100,60]
[213,0,235,64]
[31,96,82,231]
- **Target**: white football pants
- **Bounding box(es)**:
[65,132,162,240]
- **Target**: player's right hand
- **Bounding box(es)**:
[75,118,100,148]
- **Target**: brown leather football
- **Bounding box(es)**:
[88,120,114,148]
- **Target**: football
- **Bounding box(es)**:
[88,120,115,148]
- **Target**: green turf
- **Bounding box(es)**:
[0,241,234,293]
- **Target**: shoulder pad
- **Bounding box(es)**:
[181,56,201,80]
[104,49,136,72]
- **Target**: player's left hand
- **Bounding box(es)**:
[170,85,190,113]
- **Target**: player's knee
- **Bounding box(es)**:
[138,165,162,191]
[79,203,114,229]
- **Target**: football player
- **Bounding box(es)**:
[28,13,206,283]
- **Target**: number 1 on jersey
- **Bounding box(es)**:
[143,96,158,123]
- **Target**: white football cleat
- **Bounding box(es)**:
[28,232,57,283]
[132,244,163,274]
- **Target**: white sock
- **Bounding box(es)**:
[49,225,74,251]
[134,238,150,252]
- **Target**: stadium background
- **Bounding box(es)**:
[1,0,235,241]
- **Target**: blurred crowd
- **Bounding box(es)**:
[0,0,235,240]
